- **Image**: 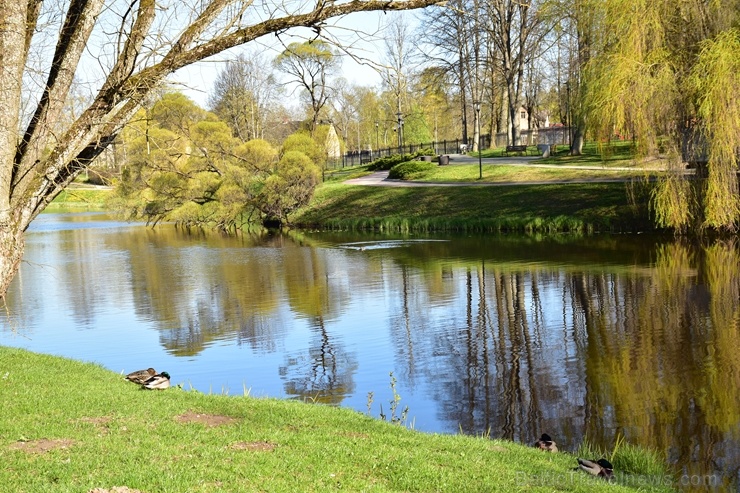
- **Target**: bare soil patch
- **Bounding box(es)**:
[9,438,75,454]
[76,416,113,431]
[176,411,238,427]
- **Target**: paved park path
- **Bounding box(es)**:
[344,154,655,187]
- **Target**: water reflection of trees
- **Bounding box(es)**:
[408,240,739,484]
[280,315,357,405]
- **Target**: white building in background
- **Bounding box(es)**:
[517,106,551,131]
[325,123,341,160]
[518,106,530,131]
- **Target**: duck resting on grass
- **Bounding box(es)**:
[125,368,156,384]
[533,433,558,452]
[576,458,614,480]
[142,371,171,390]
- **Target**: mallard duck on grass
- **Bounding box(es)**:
[142,371,171,390]
[124,368,156,385]
[576,458,614,480]
[534,433,558,452]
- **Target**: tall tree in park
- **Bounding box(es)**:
[551,0,599,155]
[380,16,415,147]
[417,0,485,146]
[0,0,442,298]
[208,52,280,142]
[414,67,458,144]
[484,0,553,145]
[583,0,740,232]
[331,82,381,151]
[274,40,340,132]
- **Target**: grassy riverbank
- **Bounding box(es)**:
[292,180,655,233]
[0,347,676,492]
[297,142,663,233]
[48,180,654,234]
[48,187,110,209]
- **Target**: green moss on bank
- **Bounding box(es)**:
[0,347,676,492]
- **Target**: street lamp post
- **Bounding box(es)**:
[565,81,571,148]
[474,101,482,179]
[375,121,379,156]
[396,112,404,151]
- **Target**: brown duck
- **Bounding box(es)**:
[125,368,156,384]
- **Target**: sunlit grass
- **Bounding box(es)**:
[471,140,660,169]
[577,436,671,479]
[48,188,110,208]
[0,347,677,492]
[294,181,656,233]
[413,163,655,183]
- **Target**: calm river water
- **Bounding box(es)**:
[1,211,739,491]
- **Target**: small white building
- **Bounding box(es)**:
[325,123,341,159]
[518,106,530,131]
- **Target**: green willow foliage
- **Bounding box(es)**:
[583,0,739,233]
[689,29,740,229]
[112,92,321,230]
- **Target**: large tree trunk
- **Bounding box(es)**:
[507,82,521,146]
[571,121,586,155]
[0,218,25,299]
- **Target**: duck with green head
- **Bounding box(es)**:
[142,371,171,390]
[125,368,156,385]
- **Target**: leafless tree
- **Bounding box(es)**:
[417,0,486,148]
[379,16,415,146]
[483,0,554,145]
[208,51,280,141]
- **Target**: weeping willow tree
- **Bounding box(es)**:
[582,0,739,233]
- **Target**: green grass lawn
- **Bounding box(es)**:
[473,140,663,169]
[296,140,662,233]
[293,181,655,233]
[0,347,677,492]
[409,164,655,183]
[49,188,111,209]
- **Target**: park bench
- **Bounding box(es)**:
[505,145,528,156]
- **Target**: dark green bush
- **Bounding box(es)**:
[368,148,436,170]
[388,160,436,179]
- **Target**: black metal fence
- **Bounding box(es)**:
[334,127,573,168]
[336,138,476,168]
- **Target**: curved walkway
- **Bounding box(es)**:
[344,154,656,187]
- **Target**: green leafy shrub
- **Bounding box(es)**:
[368,149,435,171]
[388,160,436,180]
[282,131,326,167]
